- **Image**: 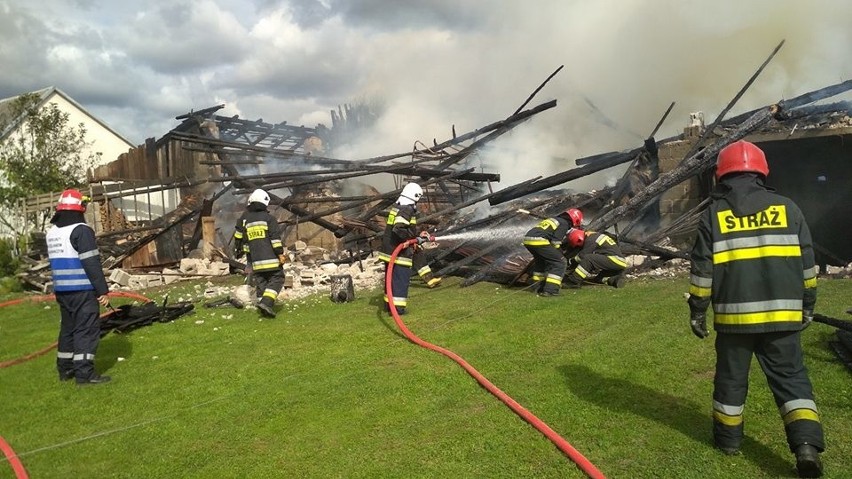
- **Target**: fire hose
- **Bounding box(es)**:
[386,237,606,479]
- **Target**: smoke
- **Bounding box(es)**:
[314,0,852,193]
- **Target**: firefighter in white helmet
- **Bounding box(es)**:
[47,189,112,385]
[378,182,431,314]
[233,189,285,318]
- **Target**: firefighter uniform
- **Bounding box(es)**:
[688,141,823,476]
[413,250,441,288]
[565,231,628,288]
[234,199,285,318]
[47,215,110,383]
[379,202,419,313]
[523,215,574,295]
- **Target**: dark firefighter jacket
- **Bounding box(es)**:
[47,214,108,295]
[379,203,418,266]
[233,202,284,272]
[578,231,623,258]
[688,175,817,334]
[523,215,573,248]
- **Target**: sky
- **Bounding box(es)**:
[2,0,851,190]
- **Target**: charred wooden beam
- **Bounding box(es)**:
[488,152,634,205]
[590,78,852,231]
[682,40,785,161]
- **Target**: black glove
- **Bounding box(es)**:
[802,309,814,330]
[644,137,658,156]
[690,312,709,339]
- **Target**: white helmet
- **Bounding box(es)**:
[398,183,423,205]
[248,189,270,206]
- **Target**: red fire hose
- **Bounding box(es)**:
[0,436,27,479]
[386,239,606,479]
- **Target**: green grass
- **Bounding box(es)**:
[1,275,850,478]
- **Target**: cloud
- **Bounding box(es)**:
[0,0,850,190]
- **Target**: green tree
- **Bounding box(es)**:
[0,93,100,234]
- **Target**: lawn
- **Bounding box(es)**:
[1,275,850,478]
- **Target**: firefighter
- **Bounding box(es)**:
[47,189,111,385]
[523,208,583,296]
[564,230,628,288]
[688,140,824,478]
[233,189,285,318]
[378,182,430,314]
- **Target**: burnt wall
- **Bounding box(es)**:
[756,133,852,267]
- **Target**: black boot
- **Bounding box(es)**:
[257,302,276,318]
[795,444,823,478]
[606,274,626,288]
[59,369,75,382]
[76,374,111,386]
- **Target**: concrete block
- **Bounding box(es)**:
[109,269,131,286]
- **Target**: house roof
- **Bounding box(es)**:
[0,86,135,147]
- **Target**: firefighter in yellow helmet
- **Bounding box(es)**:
[47,189,112,385]
[233,189,285,318]
[688,140,824,477]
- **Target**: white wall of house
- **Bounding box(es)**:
[43,92,135,167]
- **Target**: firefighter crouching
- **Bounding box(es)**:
[47,189,112,385]
[523,208,583,296]
[379,182,430,315]
[564,230,628,288]
[687,140,824,478]
[233,189,285,318]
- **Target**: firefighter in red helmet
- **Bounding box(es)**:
[688,140,824,477]
[563,230,627,288]
[47,189,112,385]
[523,208,583,296]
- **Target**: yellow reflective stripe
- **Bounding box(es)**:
[575,266,590,279]
[426,278,441,286]
[715,310,801,325]
[783,409,820,425]
[689,285,711,297]
[713,245,801,264]
[713,410,743,426]
[377,253,413,266]
[804,277,817,288]
[384,295,408,307]
[608,255,627,267]
[523,237,550,246]
[545,276,562,285]
[530,273,544,281]
[263,289,278,299]
[234,231,244,239]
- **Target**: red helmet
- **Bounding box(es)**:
[56,189,87,212]
[715,140,769,180]
[564,208,583,227]
[566,228,585,248]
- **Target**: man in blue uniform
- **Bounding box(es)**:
[47,189,111,385]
